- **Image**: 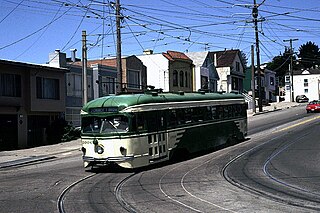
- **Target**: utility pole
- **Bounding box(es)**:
[252,0,263,112]
[116,0,122,94]
[251,45,256,113]
[283,38,298,102]
[82,30,88,105]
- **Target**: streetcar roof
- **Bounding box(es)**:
[81,92,245,113]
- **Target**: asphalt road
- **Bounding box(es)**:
[1,104,320,212]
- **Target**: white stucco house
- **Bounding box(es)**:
[185,51,219,92]
[285,68,320,102]
[209,49,245,93]
[137,50,193,92]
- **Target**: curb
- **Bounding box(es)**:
[252,108,282,116]
[0,156,56,169]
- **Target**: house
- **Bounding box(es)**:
[48,49,119,127]
[263,68,276,102]
[209,49,245,93]
[85,55,147,94]
[0,59,67,150]
[185,51,219,92]
[285,68,320,102]
[137,50,193,92]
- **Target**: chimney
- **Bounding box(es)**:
[143,49,153,55]
[48,49,66,68]
[214,53,217,67]
[70,48,77,62]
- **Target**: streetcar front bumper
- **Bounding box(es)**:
[82,156,134,167]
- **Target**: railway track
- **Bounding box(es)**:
[222,126,320,211]
[57,171,137,213]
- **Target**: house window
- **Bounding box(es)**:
[236,62,240,72]
[36,77,59,100]
[101,76,115,96]
[179,71,184,87]
[0,73,21,97]
[65,107,81,127]
[270,77,274,85]
[201,76,208,89]
[304,89,308,93]
[173,70,178,86]
[232,77,239,90]
[128,70,140,89]
[285,76,290,83]
[185,72,188,88]
[304,79,308,87]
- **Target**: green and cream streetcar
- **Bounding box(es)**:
[80,91,247,169]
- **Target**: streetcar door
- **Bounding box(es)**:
[148,111,168,162]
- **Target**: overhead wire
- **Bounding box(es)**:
[0,0,25,24]
[13,2,65,60]
[0,2,74,51]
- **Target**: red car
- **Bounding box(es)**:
[306,100,320,113]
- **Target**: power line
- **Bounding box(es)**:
[0,0,25,24]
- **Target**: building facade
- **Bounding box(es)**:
[185,51,219,92]
[263,68,276,102]
[138,50,193,92]
[0,59,67,150]
[87,55,147,94]
[285,69,320,102]
[210,50,245,93]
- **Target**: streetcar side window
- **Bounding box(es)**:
[136,113,147,132]
[212,106,218,119]
[134,103,247,131]
[169,109,178,126]
[134,111,167,133]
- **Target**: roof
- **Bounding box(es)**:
[211,49,241,68]
[293,68,320,75]
[82,92,244,113]
[0,59,68,72]
[185,51,209,67]
[162,51,192,62]
[70,55,135,68]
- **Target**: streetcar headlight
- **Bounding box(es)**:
[81,147,86,155]
[96,146,104,154]
[120,146,126,155]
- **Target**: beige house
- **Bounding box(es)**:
[138,50,193,92]
[0,59,67,150]
[210,49,245,93]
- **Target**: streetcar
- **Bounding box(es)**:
[80,91,248,169]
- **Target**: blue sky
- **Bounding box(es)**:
[1,0,319,65]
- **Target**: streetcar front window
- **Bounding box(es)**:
[82,116,129,134]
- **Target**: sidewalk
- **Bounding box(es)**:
[247,101,301,116]
[0,139,81,168]
[0,101,302,169]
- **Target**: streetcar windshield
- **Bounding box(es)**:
[82,115,129,134]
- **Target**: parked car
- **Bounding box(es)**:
[296,95,309,103]
[306,100,320,113]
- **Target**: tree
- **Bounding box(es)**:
[266,48,292,86]
[298,41,320,69]
[240,50,248,69]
